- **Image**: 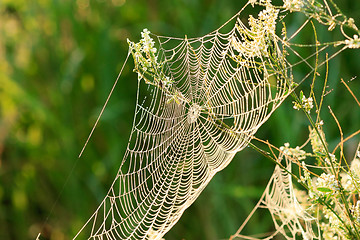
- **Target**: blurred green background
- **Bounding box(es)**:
[0,0,359,239]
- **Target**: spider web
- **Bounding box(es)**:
[231,155,320,240]
[73,1,352,239]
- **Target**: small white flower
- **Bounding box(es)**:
[302,96,314,113]
[345,35,360,49]
[351,158,360,176]
[316,173,340,193]
[231,6,279,58]
[292,93,314,113]
[280,142,307,160]
[283,0,304,12]
[324,153,336,165]
[249,0,257,7]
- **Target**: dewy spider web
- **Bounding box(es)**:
[231,154,320,240]
[73,1,356,239]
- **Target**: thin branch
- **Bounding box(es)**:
[341,78,360,107]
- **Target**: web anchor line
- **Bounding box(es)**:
[78,51,131,158]
[36,52,131,240]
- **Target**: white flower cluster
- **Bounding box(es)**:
[128,29,159,81]
[316,173,340,192]
[295,139,360,238]
[324,153,336,165]
[293,95,314,113]
[345,35,360,49]
[307,144,360,238]
[283,0,304,12]
[280,142,307,160]
[321,207,347,240]
[128,29,182,104]
[257,5,279,35]
[341,157,360,192]
[140,29,157,54]
[304,172,339,202]
[301,168,341,200]
[302,96,314,112]
[232,5,279,58]
[128,29,175,89]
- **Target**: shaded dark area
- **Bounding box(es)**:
[0,0,359,239]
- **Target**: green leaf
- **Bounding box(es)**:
[317,187,332,193]
[299,90,304,102]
